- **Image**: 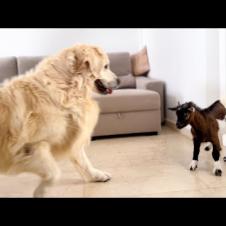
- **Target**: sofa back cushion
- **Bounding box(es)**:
[108,52,136,89]
[4,52,136,88]
[107,52,131,76]
[17,56,45,74]
[0,57,18,83]
[17,53,132,75]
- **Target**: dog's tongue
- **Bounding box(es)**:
[106,88,112,94]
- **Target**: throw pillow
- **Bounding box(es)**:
[131,46,150,76]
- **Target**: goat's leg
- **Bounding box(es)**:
[189,138,201,171]
[212,139,222,176]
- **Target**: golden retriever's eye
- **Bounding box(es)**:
[104,64,109,69]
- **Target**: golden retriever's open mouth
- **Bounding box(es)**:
[95,79,113,95]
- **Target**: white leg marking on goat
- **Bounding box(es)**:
[213,161,222,175]
[189,160,198,170]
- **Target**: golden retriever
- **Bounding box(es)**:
[0,44,119,197]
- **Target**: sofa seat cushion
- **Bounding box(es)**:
[93,89,160,114]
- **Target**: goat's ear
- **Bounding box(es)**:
[188,106,194,112]
[168,107,178,111]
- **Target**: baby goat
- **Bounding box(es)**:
[169,100,226,176]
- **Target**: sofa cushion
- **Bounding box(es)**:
[17,53,131,76]
[0,57,18,83]
[17,56,45,74]
[117,73,136,89]
[108,52,131,76]
[16,54,136,88]
[131,46,150,76]
[93,89,160,113]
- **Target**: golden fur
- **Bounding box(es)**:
[0,44,118,197]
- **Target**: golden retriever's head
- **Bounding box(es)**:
[63,44,120,95]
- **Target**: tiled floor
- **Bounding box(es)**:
[1,126,226,197]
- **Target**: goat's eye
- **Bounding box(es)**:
[104,64,109,69]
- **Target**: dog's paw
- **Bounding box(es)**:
[33,186,45,198]
[189,160,198,171]
[213,161,222,176]
[91,169,112,182]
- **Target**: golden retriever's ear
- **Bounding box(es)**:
[65,46,100,77]
[66,51,77,74]
[83,57,98,78]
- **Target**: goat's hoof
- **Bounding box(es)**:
[190,166,197,171]
[189,160,198,171]
[213,161,222,176]
[214,169,222,176]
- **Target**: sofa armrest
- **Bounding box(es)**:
[136,76,165,123]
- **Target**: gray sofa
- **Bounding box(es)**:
[0,52,165,137]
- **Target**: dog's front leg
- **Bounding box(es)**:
[189,138,201,171]
[70,147,111,182]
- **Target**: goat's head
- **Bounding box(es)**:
[168,101,195,129]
